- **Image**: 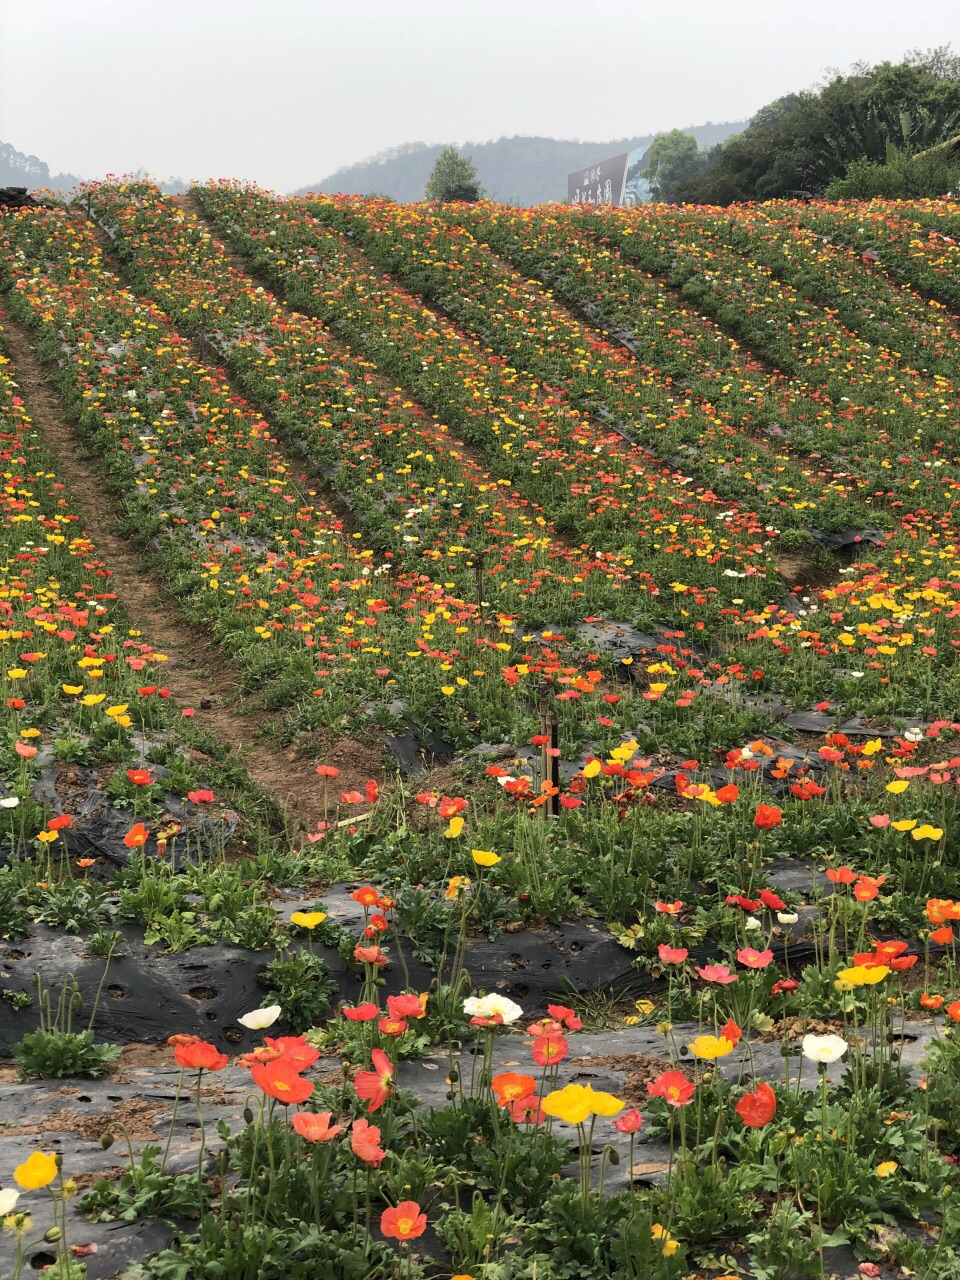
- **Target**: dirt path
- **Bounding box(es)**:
[1,313,380,835]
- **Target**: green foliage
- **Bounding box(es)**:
[12,1026,121,1079]
[259,951,337,1032]
[825,143,960,198]
[643,130,706,202]
[424,146,484,203]
[683,46,960,202]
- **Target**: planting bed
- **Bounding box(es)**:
[0,188,959,1278]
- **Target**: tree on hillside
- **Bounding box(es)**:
[643,130,705,202]
[679,46,960,203]
[424,147,484,202]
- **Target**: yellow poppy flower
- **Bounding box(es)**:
[911,824,943,842]
[290,911,326,929]
[651,1223,679,1256]
[687,1034,735,1060]
[14,1151,58,1190]
[471,849,500,867]
[62,684,83,695]
[80,694,106,707]
[443,816,464,839]
[886,780,909,794]
[541,1082,624,1124]
[876,1160,898,1178]
[891,819,917,831]
[837,964,890,987]
[582,759,602,778]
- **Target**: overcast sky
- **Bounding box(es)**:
[1,0,957,191]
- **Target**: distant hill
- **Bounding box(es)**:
[296,124,747,204]
[1,142,188,196]
[1,140,80,192]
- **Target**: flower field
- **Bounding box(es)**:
[1,187,960,1278]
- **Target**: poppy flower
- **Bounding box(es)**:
[613,1108,643,1134]
[826,866,857,884]
[658,943,688,965]
[315,764,339,778]
[492,1072,537,1105]
[290,910,327,929]
[14,1151,58,1190]
[126,768,154,786]
[737,947,774,969]
[342,1002,379,1021]
[187,789,215,803]
[387,993,427,1020]
[753,804,783,829]
[771,978,799,996]
[354,1048,394,1112]
[174,1039,229,1072]
[264,1036,320,1070]
[541,1082,623,1123]
[854,875,886,902]
[735,1081,776,1128]
[351,886,380,907]
[351,1117,385,1166]
[237,1004,281,1030]
[920,993,944,1009]
[688,1034,735,1060]
[291,1110,342,1142]
[647,1070,695,1107]
[947,1001,960,1023]
[720,1018,742,1047]
[930,926,954,945]
[654,900,684,915]
[124,823,149,849]
[546,1003,582,1030]
[696,963,737,984]
[353,945,387,966]
[381,1200,427,1242]
[759,889,786,911]
[510,1095,546,1124]
[532,1033,569,1065]
[251,1059,314,1104]
[715,784,739,803]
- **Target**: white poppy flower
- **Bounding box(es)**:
[0,1187,19,1214]
[0,797,20,809]
[802,1033,848,1064]
[777,911,799,925]
[462,994,523,1024]
[238,1004,282,1030]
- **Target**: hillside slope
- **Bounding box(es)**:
[297,124,746,203]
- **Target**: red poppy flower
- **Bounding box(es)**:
[491,1071,537,1105]
[126,768,154,787]
[387,993,426,1021]
[351,1116,385,1166]
[291,1110,342,1142]
[759,889,786,911]
[264,1036,320,1071]
[381,1199,427,1241]
[350,886,380,906]
[354,1048,394,1112]
[737,948,774,969]
[546,1003,582,1031]
[315,764,339,778]
[342,1003,380,1022]
[920,993,944,1010]
[174,1039,228,1072]
[251,1059,314,1104]
[654,900,684,915]
[658,943,689,965]
[123,823,149,849]
[826,866,857,884]
[532,1034,569,1066]
[720,1017,742,1047]
[771,978,799,996]
[47,814,72,830]
[613,1108,643,1134]
[187,789,215,803]
[353,945,387,966]
[735,1081,776,1128]
[715,784,739,803]
[510,1095,546,1124]
[647,1070,695,1107]
[753,804,783,829]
